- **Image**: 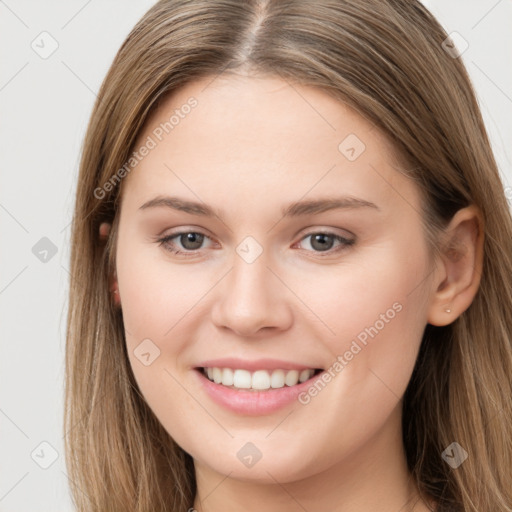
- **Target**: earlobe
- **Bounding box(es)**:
[427,205,484,326]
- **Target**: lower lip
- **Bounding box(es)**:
[194,368,322,416]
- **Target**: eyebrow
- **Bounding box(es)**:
[138,195,380,218]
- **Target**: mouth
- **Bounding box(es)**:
[195,366,324,391]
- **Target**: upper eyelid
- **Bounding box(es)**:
[160,226,354,239]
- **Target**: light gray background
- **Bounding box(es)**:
[1,1,511,510]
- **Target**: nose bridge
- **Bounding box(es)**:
[211,239,292,336]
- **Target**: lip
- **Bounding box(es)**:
[193,367,324,416]
[194,357,320,372]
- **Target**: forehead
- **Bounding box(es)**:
[120,74,419,217]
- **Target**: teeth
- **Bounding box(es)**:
[202,367,316,390]
[233,369,252,389]
[222,367,234,386]
[270,369,285,388]
[285,370,299,386]
[299,369,311,383]
[252,370,270,390]
[212,367,222,384]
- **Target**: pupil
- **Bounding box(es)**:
[182,233,203,250]
[312,234,333,251]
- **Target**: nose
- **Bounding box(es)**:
[210,250,293,337]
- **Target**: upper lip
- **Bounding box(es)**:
[195,358,322,372]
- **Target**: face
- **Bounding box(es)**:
[114,73,434,483]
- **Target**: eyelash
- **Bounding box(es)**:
[156,230,355,258]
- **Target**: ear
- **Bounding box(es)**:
[99,222,120,305]
[427,205,484,326]
[99,221,111,241]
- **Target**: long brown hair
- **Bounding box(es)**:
[65,1,512,510]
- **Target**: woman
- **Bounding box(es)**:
[65,1,512,511]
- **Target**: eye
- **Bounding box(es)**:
[295,231,355,255]
[157,230,213,256]
[156,229,355,257]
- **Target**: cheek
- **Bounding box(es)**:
[297,234,430,393]
[116,242,210,434]
[115,239,218,405]
[116,238,207,338]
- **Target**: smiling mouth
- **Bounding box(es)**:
[196,367,323,391]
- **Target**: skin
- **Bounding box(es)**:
[101,73,483,512]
